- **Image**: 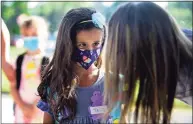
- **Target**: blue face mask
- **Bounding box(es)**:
[23,37,39,51]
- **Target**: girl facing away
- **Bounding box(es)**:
[10,15,49,123]
[37,8,111,123]
[104,2,192,124]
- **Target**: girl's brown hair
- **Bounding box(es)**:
[105,2,192,123]
[38,8,106,122]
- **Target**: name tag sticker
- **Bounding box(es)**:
[90,106,107,115]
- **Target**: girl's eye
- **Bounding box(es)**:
[78,43,87,47]
[93,42,100,46]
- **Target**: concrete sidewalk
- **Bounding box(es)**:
[2,94,14,123]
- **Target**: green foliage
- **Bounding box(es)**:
[29,2,94,33]
[168,2,192,10]
[1,1,192,35]
[168,8,192,30]
[168,2,192,30]
[1,1,29,35]
[1,1,94,34]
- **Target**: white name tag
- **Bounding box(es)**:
[90,106,107,115]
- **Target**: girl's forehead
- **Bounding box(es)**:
[20,26,37,36]
[76,28,103,42]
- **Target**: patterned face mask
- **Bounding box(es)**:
[72,47,102,70]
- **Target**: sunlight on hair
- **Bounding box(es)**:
[153,2,168,9]
[102,1,114,7]
[27,2,39,9]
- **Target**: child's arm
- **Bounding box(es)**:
[43,112,54,124]
[9,80,36,118]
[1,19,15,83]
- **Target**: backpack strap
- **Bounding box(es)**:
[13,52,26,115]
[16,52,26,90]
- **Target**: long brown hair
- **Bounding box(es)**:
[104,2,192,123]
[37,8,106,122]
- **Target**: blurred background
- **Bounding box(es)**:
[1,1,192,123]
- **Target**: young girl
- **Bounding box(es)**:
[104,2,192,124]
[10,15,49,123]
[37,8,109,123]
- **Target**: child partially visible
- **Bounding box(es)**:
[36,8,111,123]
[10,15,49,123]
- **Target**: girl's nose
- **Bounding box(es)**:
[87,44,94,51]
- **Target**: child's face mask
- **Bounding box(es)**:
[23,37,39,51]
[72,47,102,70]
